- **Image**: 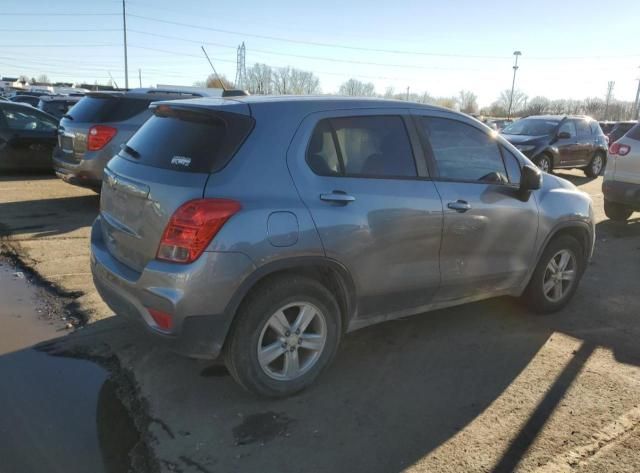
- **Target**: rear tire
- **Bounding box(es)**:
[522,235,585,314]
[534,154,553,173]
[224,275,341,397]
[604,199,633,221]
[584,152,605,178]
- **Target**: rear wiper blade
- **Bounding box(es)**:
[62,114,74,120]
[121,144,140,158]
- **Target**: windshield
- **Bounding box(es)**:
[502,118,559,136]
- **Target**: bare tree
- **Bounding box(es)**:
[524,96,550,116]
[272,67,320,95]
[339,78,376,97]
[246,63,273,95]
[498,89,528,114]
[194,74,233,89]
[458,90,478,113]
[583,97,604,118]
[36,74,50,84]
[435,97,458,110]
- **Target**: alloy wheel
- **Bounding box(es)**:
[591,155,603,176]
[542,249,577,303]
[257,302,327,381]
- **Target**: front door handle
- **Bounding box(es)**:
[320,191,355,204]
[447,200,471,212]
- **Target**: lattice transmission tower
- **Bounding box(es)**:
[235,42,247,89]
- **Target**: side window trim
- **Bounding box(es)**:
[327,120,346,175]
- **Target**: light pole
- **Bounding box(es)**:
[122,0,129,89]
[634,67,640,120]
[507,51,521,119]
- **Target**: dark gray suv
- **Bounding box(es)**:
[91,96,595,397]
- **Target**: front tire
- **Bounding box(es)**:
[604,199,633,221]
[534,154,553,173]
[584,152,605,178]
[522,235,585,313]
[224,275,341,397]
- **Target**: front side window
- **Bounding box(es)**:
[421,117,508,183]
[306,116,417,178]
[2,108,57,131]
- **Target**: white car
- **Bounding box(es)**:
[603,123,640,221]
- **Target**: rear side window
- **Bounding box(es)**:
[421,117,508,183]
[67,96,150,123]
[121,107,254,173]
[558,121,577,138]
[590,121,601,135]
[306,116,417,178]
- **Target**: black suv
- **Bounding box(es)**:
[501,115,608,177]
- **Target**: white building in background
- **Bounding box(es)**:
[0,76,26,92]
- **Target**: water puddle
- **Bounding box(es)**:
[0,260,140,473]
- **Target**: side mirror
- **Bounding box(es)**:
[519,164,542,200]
[557,131,571,139]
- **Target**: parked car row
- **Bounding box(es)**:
[2,90,638,396]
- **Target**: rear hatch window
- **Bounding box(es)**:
[626,124,640,141]
[120,105,254,173]
[66,95,151,123]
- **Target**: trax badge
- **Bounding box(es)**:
[171,156,192,167]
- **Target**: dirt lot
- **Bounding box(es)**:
[1,171,639,473]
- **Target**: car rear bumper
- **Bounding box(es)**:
[52,147,105,189]
[90,216,256,359]
[602,179,640,208]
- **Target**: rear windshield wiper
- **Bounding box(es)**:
[62,114,74,121]
[121,144,140,159]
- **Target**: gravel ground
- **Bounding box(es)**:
[1,171,639,473]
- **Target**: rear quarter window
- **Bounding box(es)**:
[120,107,254,173]
[67,96,151,123]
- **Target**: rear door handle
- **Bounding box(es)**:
[320,191,355,204]
[447,200,471,212]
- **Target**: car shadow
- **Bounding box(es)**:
[0,195,99,239]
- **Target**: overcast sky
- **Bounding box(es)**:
[1,0,638,106]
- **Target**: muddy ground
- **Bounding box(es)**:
[1,172,639,473]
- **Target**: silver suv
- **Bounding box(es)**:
[91,97,595,397]
[53,87,246,189]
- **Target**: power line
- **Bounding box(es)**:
[127,14,510,59]
[0,12,118,16]
[0,28,120,32]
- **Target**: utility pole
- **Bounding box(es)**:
[604,81,615,120]
[507,51,522,119]
[234,42,247,89]
[406,86,410,101]
[122,0,129,89]
[138,68,142,88]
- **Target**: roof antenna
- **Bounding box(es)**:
[201,46,227,91]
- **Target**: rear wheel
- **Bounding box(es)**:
[534,154,552,173]
[584,152,605,178]
[604,199,633,221]
[522,235,585,313]
[224,275,341,397]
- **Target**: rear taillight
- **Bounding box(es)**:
[609,142,631,156]
[87,125,117,151]
[157,199,241,264]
